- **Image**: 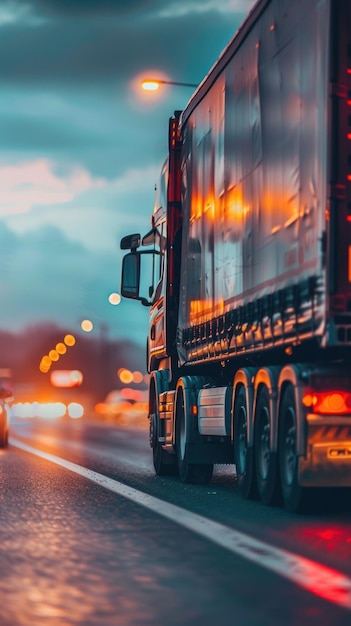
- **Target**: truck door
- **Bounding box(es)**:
[148,220,167,368]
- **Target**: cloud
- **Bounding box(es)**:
[1,0,254,20]
[0,159,105,214]
[0,0,151,23]
[0,1,254,85]
[1,162,157,254]
[0,0,257,346]
[0,2,38,27]
[158,0,254,18]
[0,219,149,342]
[28,0,161,18]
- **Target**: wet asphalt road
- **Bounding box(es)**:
[2,414,351,626]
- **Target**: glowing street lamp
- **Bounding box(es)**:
[141,78,198,92]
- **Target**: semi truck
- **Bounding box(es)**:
[120,0,351,512]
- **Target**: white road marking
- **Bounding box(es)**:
[11,437,351,611]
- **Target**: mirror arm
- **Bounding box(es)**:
[140,297,152,307]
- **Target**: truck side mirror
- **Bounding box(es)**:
[120,233,141,251]
[121,252,141,299]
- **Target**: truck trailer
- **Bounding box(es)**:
[120,0,351,512]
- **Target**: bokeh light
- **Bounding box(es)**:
[132,370,144,384]
[50,370,83,388]
[64,334,76,346]
[81,319,94,332]
[118,368,134,384]
[49,349,59,362]
[67,402,84,419]
[39,361,50,373]
[40,355,52,373]
[56,342,67,355]
[109,292,121,305]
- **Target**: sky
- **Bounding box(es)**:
[0,0,256,347]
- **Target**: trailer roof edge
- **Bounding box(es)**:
[181,0,271,127]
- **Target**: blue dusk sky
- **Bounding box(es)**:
[0,0,255,346]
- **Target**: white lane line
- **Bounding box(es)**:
[11,437,351,611]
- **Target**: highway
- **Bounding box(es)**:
[2,413,351,626]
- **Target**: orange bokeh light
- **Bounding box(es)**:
[64,334,76,346]
[132,371,144,384]
[118,368,134,384]
[49,349,59,362]
[56,342,67,355]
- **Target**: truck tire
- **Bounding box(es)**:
[175,386,213,484]
[279,386,308,513]
[149,412,178,476]
[254,387,280,505]
[234,387,257,499]
[149,385,178,476]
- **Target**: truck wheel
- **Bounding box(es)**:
[149,382,178,477]
[234,387,257,499]
[149,413,178,476]
[176,388,213,484]
[254,387,280,505]
[279,386,308,513]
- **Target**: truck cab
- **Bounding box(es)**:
[121,112,182,373]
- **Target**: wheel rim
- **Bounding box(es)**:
[237,406,248,474]
[257,407,270,480]
[282,408,296,486]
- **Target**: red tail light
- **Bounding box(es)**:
[302,391,351,415]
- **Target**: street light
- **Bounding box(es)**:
[141,78,198,92]
[80,319,109,401]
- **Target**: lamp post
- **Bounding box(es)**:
[80,319,109,402]
[79,296,120,403]
[141,78,198,92]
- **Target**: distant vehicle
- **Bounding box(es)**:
[0,397,10,446]
[121,0,351,513]
[0,369,13,447]
[10,400,84,421]
[95,389,148,423]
